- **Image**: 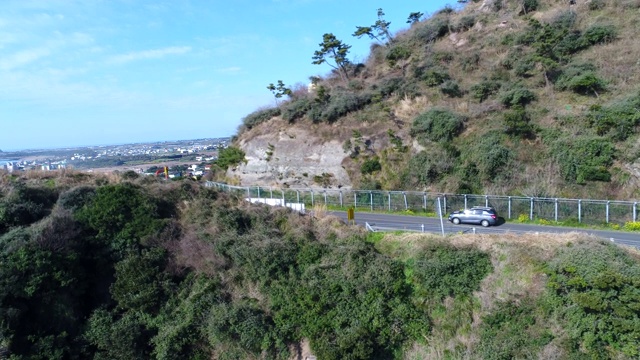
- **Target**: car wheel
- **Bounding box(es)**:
[481,220,490,227]
[452,218,460,225]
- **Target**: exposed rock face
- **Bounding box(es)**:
[230,125,351,189]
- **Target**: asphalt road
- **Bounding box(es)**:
[329,211,640,248]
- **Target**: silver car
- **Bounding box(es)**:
[448,206,498,227]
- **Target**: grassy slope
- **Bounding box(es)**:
[235,0,640,200]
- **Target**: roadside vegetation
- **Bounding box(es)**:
[1,170,639,359]
[234,0,640,201]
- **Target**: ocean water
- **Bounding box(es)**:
[0,159,18,166]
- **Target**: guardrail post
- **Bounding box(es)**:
[370,192,373,211]
[270,187,273,199]
[555,198,558,222]
[403,192,408,210]
[296,190,300,204]
[634,202,637,222]
[423,193,427,211]
[339,191,342,207]
[282,190,285,205]
[578,199,582,223]
[485,195,489,207]
[311,190,314,206]
[247,187,250,198]
[606,201,610,224]
[530,197,534,221]
[464,194,467,209]
[388,193,391,212]
[257,187,261,200]
[324,191,328,205]
[508,196,512,219]
[354,192,357,208]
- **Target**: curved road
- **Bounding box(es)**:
[329,211,640,248]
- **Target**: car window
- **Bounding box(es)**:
[474,210,483,215]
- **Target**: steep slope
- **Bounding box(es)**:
[231,0,640,200]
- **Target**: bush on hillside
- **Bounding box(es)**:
[503,106,535,138]
[385,44,412,67]
[422,69,451,87]
[500,86,536,107]
[588,94,640,141]
[551,135,615,184]
[413,16,449,43]
[439,80,463,97]
[545,242,640,358]
[215,146,246,170]
[461,131,513,181]
[241,107,281,130]
[281,97,311,123]
[401,148,456,187]
[522,0,539,13]
[410,108,466,143]
[582,24,616,45]
[410,244,492,300]
[360,157,382,175]
[454,15,476,32]
[318,92,373,123]
[470,80,501,102]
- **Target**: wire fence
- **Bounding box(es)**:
[205,182,640,226]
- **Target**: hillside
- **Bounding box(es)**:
[1,171,640,359]
[230,0,640,200]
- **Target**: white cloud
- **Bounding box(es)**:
[0,47,50,70]
[108,46,191,65]
[216,66,242,74]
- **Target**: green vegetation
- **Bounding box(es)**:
[1,172,640,359]
[214,146,246,170]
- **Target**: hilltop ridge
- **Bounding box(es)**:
[227,0,640,200]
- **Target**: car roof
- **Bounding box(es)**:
[470,206,496,211]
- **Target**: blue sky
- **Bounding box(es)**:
[0,0,459,151]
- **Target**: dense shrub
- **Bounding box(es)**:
[500,86,536,107]
[281,97,311,123]
[588,0,605,10]
[401,148,455,187]
[360,157,382,175]
[439,80,463,97]
[0,184,58,233]
[57,185,96,211]
[422,70,451,87]
[582,24,616,45]
[475,299,552,359]
[545,242,640,358]
[587,94,640,141]
[555,62,606,95]
[503,107,535,138]
[385,44,412,67]
[551,135,615,184]
[75,183,166,255]
[241,107,281,130]
[315,92,373,123]
[413,17,449,43]
[523,0,538,13]
[470,80,501,102]
[461,131,513,181]
[215,146,246,170]
[410,108,466,143]
[410,244,492,300]
[454,15,476,32]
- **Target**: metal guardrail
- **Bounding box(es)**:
[205,182,640,226]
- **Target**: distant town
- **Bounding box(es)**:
[0,137,230,178]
